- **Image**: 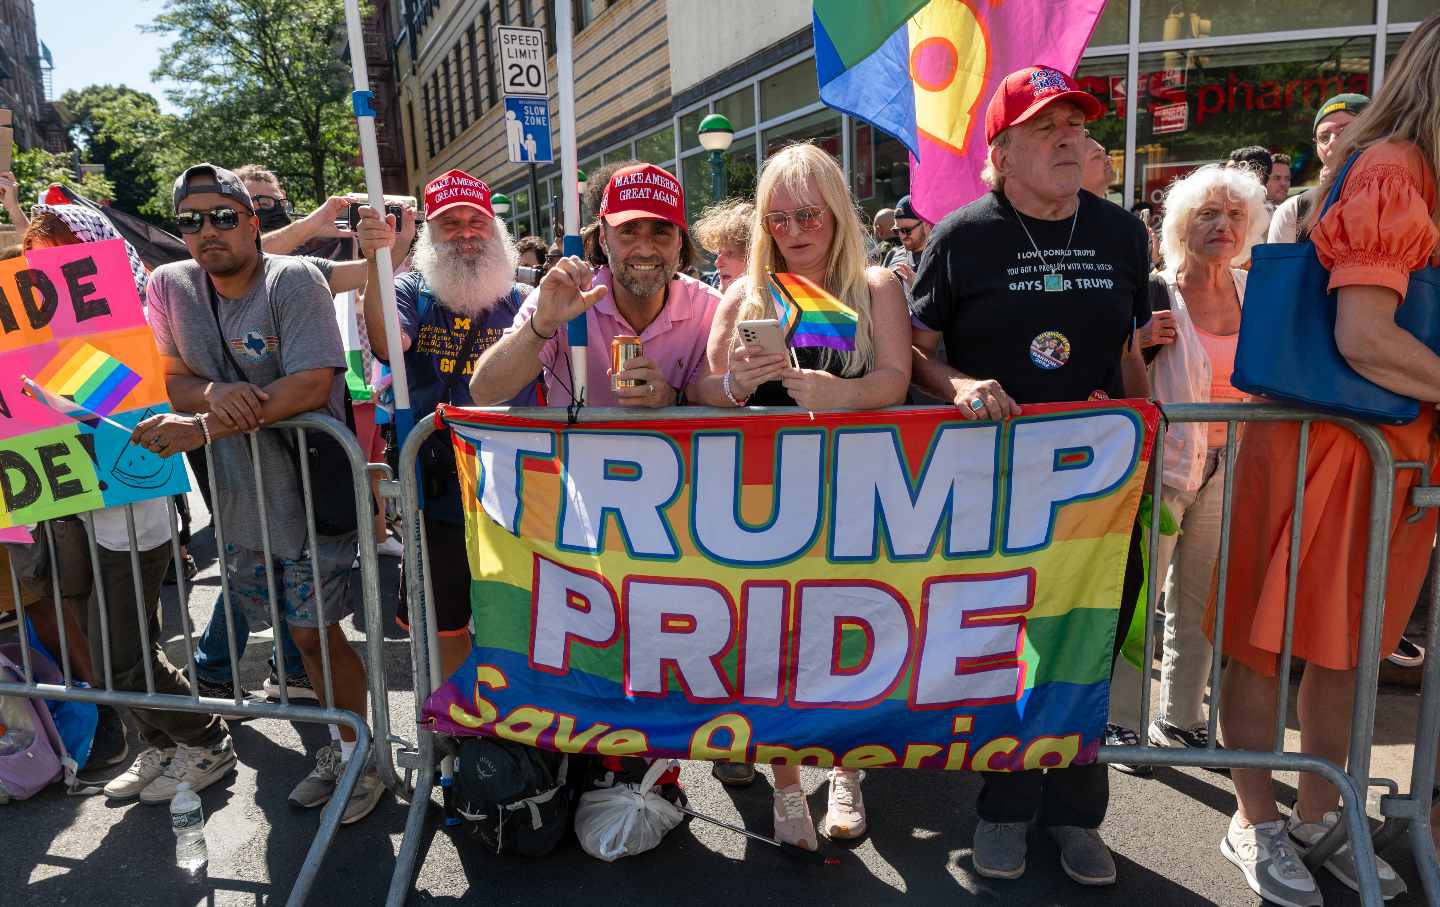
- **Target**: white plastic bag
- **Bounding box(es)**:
[573,758,683,862]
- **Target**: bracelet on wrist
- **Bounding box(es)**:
[193,413,211,445]
[528,317,556,341]
[723,371,750,407]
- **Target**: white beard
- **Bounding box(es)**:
[412,219,519,315]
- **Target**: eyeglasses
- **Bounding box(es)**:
[252,193,294,215]
[895,223,921,237]
[176,207,243,234]
[763,205,826,236]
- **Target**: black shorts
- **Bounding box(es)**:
[397,514,472,637]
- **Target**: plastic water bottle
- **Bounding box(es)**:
[0,697,37,756]
[170,782,208,872]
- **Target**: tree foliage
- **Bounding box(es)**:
[61,85,182,223]
[147,0,365,208]
[2,146,116,224]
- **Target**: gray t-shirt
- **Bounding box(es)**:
[147,255,346,558]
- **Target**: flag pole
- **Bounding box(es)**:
[555,0,586,408]
[342,0,413,445]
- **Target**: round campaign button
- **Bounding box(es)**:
[1029,331,1070,370]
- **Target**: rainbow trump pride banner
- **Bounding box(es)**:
[0,240,190,531]
[422,401,1158,772]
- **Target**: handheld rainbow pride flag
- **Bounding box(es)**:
[20,376,131,432]
[814,0,1106,222]
[768,272,858,352]
[33,342,143,418]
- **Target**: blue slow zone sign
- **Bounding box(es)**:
[504,96,553,164]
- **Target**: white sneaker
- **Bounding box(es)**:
[105,746,174,800]
[1287,809,1408,900]
[1220,813,1322,907]
[821,768,866,839]
[139,736,236,804]
[772,783,818,851]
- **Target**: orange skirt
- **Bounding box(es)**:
[1209,412,1438,677]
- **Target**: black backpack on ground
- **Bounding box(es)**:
[452,737,578,856]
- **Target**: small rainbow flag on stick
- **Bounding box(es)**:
[34,342,143,417]
[768,272,859,352]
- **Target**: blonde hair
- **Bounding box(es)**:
[1309,13,1440,230]
[693,198,754,253]
[1158,164,1269,272]
[740,143,874,377]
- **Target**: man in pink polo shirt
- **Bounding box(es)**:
[470,163,724,408]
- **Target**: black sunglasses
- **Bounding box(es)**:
[895,223,921,236]
[176,207,243,234]
[252,193,294,215]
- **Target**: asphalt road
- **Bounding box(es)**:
[4,488,1433,906]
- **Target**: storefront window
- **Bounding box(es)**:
[760,60,819,122]
[602,145,634,165]
[1139,0,1370,43]
[761,109,842,160]
[1131,37,1374,207]
[635,125,676,165]
[715,86,757,134]
[1391,0,1434,23]
[679,108,706,153]
[512,186,532,237]
[849,120,910,219]
[1092,0,1129,45]
[1076,55,1128,201]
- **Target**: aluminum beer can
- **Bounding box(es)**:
[611,335,643,390]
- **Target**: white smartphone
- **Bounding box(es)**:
[736,319,789,358]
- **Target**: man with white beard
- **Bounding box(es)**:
[359,168,539,677]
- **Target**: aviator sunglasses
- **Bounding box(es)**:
[176,207,243,234]
[763,205,826,236]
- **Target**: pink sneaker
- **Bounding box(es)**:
[821,768,867,839]
[773,783,818,851]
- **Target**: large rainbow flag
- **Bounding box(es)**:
[422,401,1158,771]
[33,342,143,418]
[814,0,1106,223]
[768,272,858,352]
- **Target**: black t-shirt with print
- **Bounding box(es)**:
[910,189,1151,405]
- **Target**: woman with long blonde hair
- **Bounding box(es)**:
[1214,14,1440,904]
[702,143,910,849]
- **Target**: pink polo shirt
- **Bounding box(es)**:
[506,267,722,407]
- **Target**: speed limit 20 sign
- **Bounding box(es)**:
[497,26,548,97]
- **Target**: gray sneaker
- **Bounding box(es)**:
[289,743,342,808]
[340,760,386,825]
[973,820,1028,879]
[1287,809,1408,900]
[1049,825,1117,885]
[1221,813,1322,907]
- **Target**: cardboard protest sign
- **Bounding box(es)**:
[0,239,190,531]
[423,402,1158,772]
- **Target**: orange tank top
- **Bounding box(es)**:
[1194,324,1242,447]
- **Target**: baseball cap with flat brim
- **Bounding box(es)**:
[172,163,255,214]
[424,169,495,220]
[599,163,687,230]
[985,65,1104,145]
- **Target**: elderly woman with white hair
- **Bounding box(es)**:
[1108,164,1268,759]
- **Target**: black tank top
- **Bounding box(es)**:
[749,345,851,407]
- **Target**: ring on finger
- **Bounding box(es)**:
[969,397,985,411]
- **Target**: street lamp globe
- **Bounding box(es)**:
[697,114,734,152]
[491,193,511,216]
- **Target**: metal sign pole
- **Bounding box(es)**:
[342,0,414,444]
[554,0,586,406]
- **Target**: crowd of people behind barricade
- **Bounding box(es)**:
[2,13,1440,904]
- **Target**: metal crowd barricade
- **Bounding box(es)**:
[386,403,1430,907]
[1103,401,1417,906]
[0,413,393,907]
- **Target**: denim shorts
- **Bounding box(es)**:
[222,532,357,630]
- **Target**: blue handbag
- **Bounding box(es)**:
[1232,152,1440,425]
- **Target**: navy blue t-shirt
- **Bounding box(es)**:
[385,272,538,522]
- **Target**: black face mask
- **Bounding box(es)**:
[257,205,291,231]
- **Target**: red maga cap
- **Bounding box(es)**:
[984,65,1103,145]
[424,169,494,220]
[599,163,686,229]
